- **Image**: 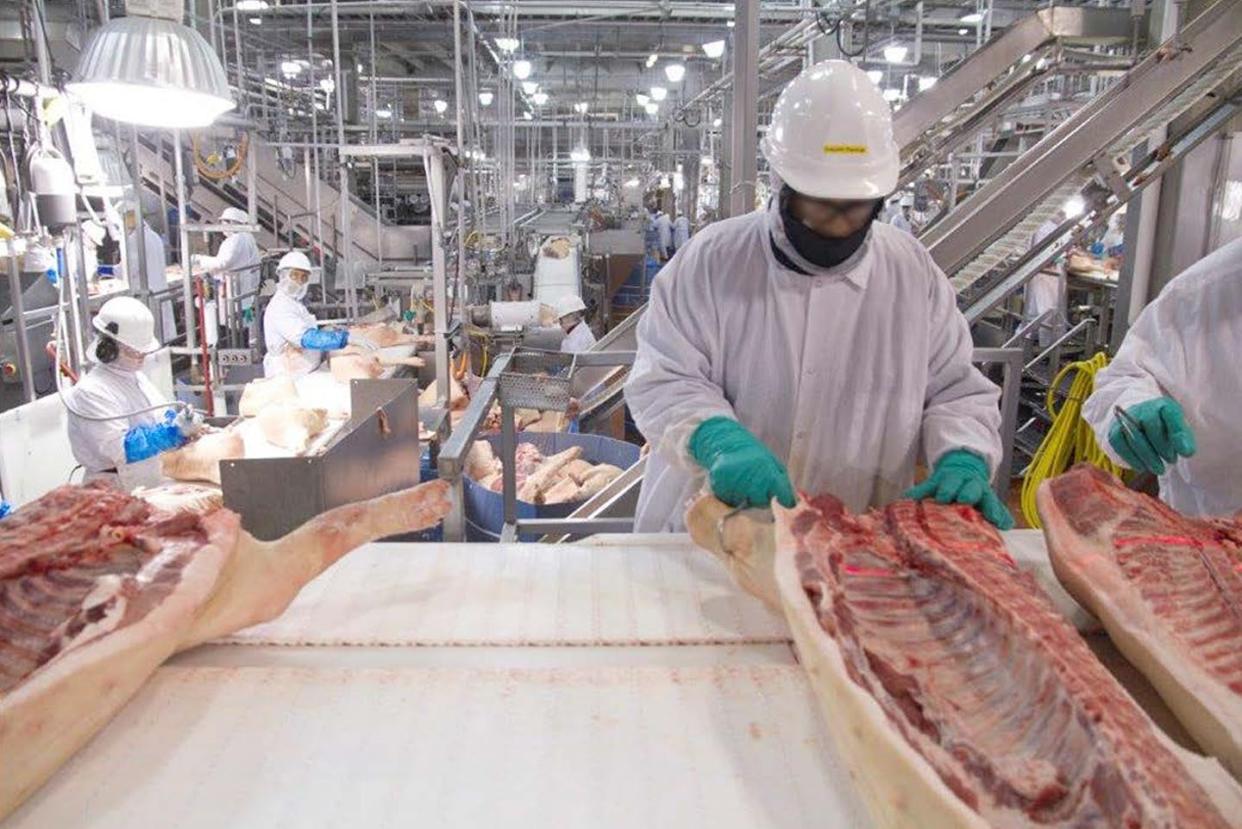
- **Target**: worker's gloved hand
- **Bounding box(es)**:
[0,500,11,520]
[173,406,205,440]
[1108,396,1196,476]
[123,412,188,464]
[905,449,1014,530]
[688,416,796,510]
[300,327,350,351]
[242,307,255,325]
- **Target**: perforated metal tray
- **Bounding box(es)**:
[497,349,575,410]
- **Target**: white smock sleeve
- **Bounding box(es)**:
[624,241,734,469]
[920,266,1003,474]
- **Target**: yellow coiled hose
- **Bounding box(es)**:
[1020,352,1126,528]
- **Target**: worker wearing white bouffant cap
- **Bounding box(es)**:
[193,207,262,319]
[556,294,596,353]
[1082,237,1242,517]
[625,59,1009,532]
[262,250,374,378]
[65,296,201,484]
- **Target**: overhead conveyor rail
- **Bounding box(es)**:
[921,0,1242,321]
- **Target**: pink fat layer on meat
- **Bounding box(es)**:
[1045,465,1242,695]
[791,492,1232,828]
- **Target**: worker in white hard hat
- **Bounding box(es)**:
[193,206,262,323]
[625,59,1009,532]
[262,250,373,378]
[1024,208,1068,348]
[556,294,596,353]
[64,296,201,484]
[889,195,915,235]
[1082,237,1242,517]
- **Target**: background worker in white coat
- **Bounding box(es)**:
[1082,237,1242,517]
[889,196,914,235]
[194,206,262,321]
[654,208,673,261]
[624,60,1009,533]
[65,297,200,484]
[556,294,596,353]
[262,250,373,378]
[1024,209,1067,348]
[124,202,174,343]
[673,214,691,253]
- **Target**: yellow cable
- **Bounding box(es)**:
[1020,352,1126,528]
[193,133,248,182]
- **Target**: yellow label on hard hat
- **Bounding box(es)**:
[823,144,868,155]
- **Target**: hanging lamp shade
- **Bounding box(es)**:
[69,16,235,129]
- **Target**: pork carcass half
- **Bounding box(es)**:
[160,429,246,485]
[330,350,425,382]
[255,403,330,453]
[1038,464,1242,782]
[238,375,300,417]
[774,493,1242,828]
[0,478,450,819]
[348,322,420,348]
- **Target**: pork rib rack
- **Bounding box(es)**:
[0,479,450,819]
[774,493,1242,828]
[1039,464,1242,782]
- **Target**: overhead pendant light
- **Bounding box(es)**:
[522,81,539,96]
[479,90,494,106]
[883,45,908,64]
[866,69,883,85]
[636,92,650,106]
[280,60,302,77]
[664,62,686,83]
[236,0,268,10]
[433,99,448,114]
[645,101,659,115]
[702,40,726,59]
[531,91,549,106]
[573,101,589,114]
[649,85,668,102]
[495,37,520,53]
[960,11,983,24]
[646,53,659,69]
[513,59,532,79]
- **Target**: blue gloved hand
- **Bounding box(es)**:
[0,500,11,520]
[1108,396,1196,476]
[688,416,796,510]
[300,327,350,351]
[904,449,1014,530]
[123,410,188,464]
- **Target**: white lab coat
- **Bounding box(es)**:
[1082,237,1242,517]
[65,362,168,478]
[624,198,1003,532]
[126,222,175,343]
[673,216,691,251]
[890,211,913,235]
[655,212,673,257]
[560,321,597,353]
[199,230,261,311]
[263,289,322,378]
[1024,218,1067,348]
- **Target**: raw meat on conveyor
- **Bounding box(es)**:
[775,493,1242,828]
[0,478,451,820]
[160,429,246,485]
[238,375,300,417]
[1039,464,1242,782]
[255,403,329,453]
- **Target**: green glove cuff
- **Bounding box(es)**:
[688,416,746,467]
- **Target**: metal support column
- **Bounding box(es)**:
[329,0,355,317]
[728,0,759,218]
[173,129,196,357]
[6,253,35,403]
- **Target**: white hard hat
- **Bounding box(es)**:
[277,250,312,276]
[92,296,159,353]
[219,206,249,224]
[761,60,899,200]
[555,294,587,319]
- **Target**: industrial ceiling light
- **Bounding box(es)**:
[69,14,236,129]
[664,62,686,83]
[513,59,532,79]
[883,45,908,64]
[375,106,393,118]
[882,88,902,102]
[646,53,659,69]
[236,0,268,10]
[649,85,667,102]
[712,116,721,127]
[479,90,494,106]
[918,76,937,92]
[702,40,726,59]
[522,81,539,95]
[866,69,883,85]
[531,91,549,106]
[645,101,659,115]
[433,99,448,114]
[636,92,650,106]
[960,11,983,24]
[280,60,302,77]
[495,37,520,53]
[573,101,589,114]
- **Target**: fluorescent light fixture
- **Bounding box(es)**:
[624,177,640,187]
[664,62,686,83]
[712,117,721,127]
[650,85,668,101]
[645,101,659,115]
[375,106,393,118]
[636,93,650,106]
[573,101,589,114]
[1021,54,1032,64]
[882,88,902,102]
[280,60,302,77]
[495,37,520,53]
[866,69,883,85]
[1064,195,1086,219]
[702,40,726,59]
[570,147,590,162]
[249,17,262,25]
[958,27,969,35]
[479,91,494,106]
[433,99,448,114]
[646,53,659,68]
[236,0,268,10]
[918,76,937,92]
[513,59,532,79]
[960,11,983,23]
[883,45,908,64]
[69,15,235,128]
[531,91,548,106]
[522,81,539,95]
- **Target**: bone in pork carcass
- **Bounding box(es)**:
[0,478,451,819]
[238,375,299,417]
[160,429,245,485]
[1038,464,1242,782]
[256,403,329,453]
[774,493,1242,828]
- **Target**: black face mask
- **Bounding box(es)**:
[779,187,882,269]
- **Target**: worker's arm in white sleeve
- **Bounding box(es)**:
[69,387,134,469]
[623,245,734,468]
[920,266,1003,475]
[269,298,315,347]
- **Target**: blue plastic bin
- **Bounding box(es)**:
[410,446,444,542]
[464,432,640,542]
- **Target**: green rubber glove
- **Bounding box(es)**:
[1108,396,1196,476]
[688,417,796,510]
[904,449,1014,530]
